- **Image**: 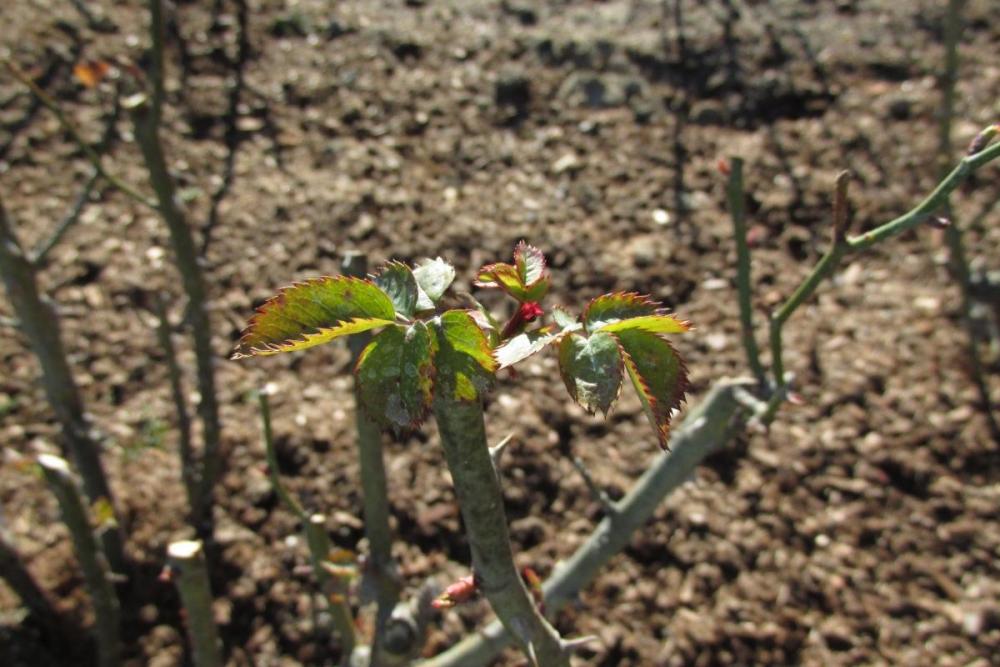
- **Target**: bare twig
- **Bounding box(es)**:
[936,0,999,443]
[153,293,197,521]
[130,0,223,541]
[166,540,222,667]
[725,157,766,385]
[0,198,126,573]
[202,0,250,256]
[38,455,120,667]
[32,90,121,266]
[2,59,156,210]
[766,135,1000,422]
[257,391,357,661]
[570,455,616,516]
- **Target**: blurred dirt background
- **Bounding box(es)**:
[1,0,999,665]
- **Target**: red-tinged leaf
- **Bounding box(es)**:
[514,241,548,287]
[494,328,562,369]
[356,322,437,429]
[598,314,690,335]
[232,276,396,359]
[74,60,111,88]
[374,261,419,319]
[432,574,478,609]
[475,242,550,302]
[475,262,526,298]
[433,310,497,401]
[613,329,688,449]
[558,332,624,416]
[582,292,660,333]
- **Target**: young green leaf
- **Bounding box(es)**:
[355,322,437,429]
[433,310,497,401]
[613,328,688,449]
[375,261,419,319]
[495,329,562,369]
[475,241,550,302]
[514,241,547,287]
[598,314,689,335]
[232,276,396,358]
[551,307,580,331]
[412,257,457,311]
[558,332,624,415]
[583,292,659,333]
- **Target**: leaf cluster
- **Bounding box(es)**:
[233,243,691,446]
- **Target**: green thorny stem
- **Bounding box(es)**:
[433,396,569,667]
[936,0,999,442]
[725,157,766,385]
[166,540,222,667]
[258,391,357,661]
[129,0,223,540]
[762,130,1000,423]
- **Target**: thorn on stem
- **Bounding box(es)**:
[489,433,514,470]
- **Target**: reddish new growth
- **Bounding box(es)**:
[501,301,544,340]
[432,574,479,609]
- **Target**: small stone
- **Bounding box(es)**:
[652,209,671,225]
[552,153,582,175]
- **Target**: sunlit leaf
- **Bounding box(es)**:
[558,332,624,415]
[475,241,550,302]
[356,322,436,429]
[598,314,690,335]
[433,310,497,401]
[613,329,688,449]
[582,292,661,333]
[514,241,548,288]
[413,257,456,310]
[375,261,418,319]
[495,328,562,369]
[551,307,579,331]
[232,276,395,358]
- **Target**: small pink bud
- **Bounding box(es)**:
[717,158,731,176]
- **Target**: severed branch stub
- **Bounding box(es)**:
[166,540,222,667]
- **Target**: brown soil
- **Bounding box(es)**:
[2,1,999,665]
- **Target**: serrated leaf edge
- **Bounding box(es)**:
[231,275,394,359]
[612,332,689,449]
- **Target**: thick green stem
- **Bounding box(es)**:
[167,540,222,667]
[130,3,222,540]
[342,252,401,663]
[420,381,751,667]
[38,455,121,667]
[725,157,765,385]
[433,398,568,667]
[0,200,126,574]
